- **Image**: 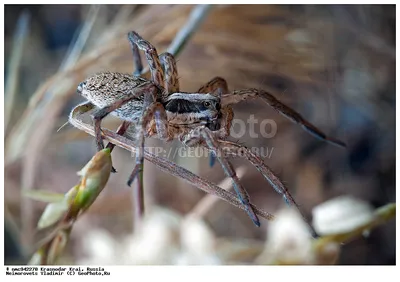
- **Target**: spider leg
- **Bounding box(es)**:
[104,34,147,167]
[197,76,229,95]
[127,101,168,186]
[217,140,298,206]
[200,81,303,215]
[91,84,159,151]
[128,36,143,77]
[197,77,230,167]
[128,31,164,90]
[203,86,316,232]
[222,88,346,148]
[215,139,316,235]
[105,121,131,152]
[104,121,132,173]
[125,32,168,222]
[69,102,276,222]
[160,52,180,94]
[197,127,261,227]
[128,52,177,175]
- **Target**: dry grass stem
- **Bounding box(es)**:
[165,5,212,61]
[69,102,275,222]
[19,6,100,248]
[5,10,30,133]
[186,166,247,220]
[123,4,213,229]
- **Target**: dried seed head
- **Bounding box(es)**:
[258,207,314,265]
[74,148,112,212]
[312,196,374,236]
[123,208,182,264]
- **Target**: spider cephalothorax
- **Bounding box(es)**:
[72,31,346,227]
[164,92,221,126]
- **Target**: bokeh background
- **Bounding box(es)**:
[4,4,395,265]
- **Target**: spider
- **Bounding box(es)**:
[73,31,346,227]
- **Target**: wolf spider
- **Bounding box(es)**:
[73,31,346,227]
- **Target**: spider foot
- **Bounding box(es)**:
[238,195,260,227]
[245,205,261,227]
[209,152,216,167]
[304,125,347,148]
[283,195,291,206]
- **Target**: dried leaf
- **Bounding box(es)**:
[22,190,65,203]
[47,230,69,265]
[37,202,69,230]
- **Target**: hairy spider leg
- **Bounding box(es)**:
[105,121,131,152]
[205,94,302,212]
[160,52,180,94]
[128,36,144,77]
[128,31,164,92]
[106,32,171,176]
[91,84,160,152]
[197,79,309,227]
[105,52,179,154]
[197,77,230,167]
[69,101,277,223]
[104,33,147,166]
[127,33,183,191]
[127,101,168,186]
[104,52,180,175]
[222,88,346,148]
[199,127,261,226]
[218,140,318,236]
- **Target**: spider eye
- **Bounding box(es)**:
[203,101,211,107]
[77,81,86,93]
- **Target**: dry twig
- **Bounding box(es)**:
[69,102,275,222]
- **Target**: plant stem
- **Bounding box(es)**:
[132,163,145,230]
[69,103,275,223]
[131,4,213,231]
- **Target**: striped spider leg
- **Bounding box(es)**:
[184,76,346,228]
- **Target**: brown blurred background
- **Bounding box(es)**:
[4,4,395,265]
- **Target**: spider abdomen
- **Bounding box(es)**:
[77,71,156,122]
